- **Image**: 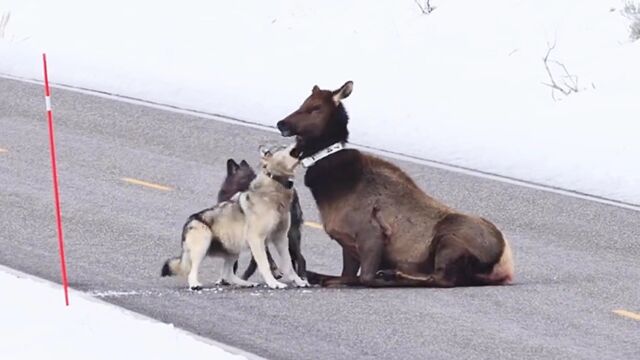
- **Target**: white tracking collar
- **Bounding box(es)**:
[300,142,346,168]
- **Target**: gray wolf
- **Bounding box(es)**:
[161,144,310,290]
[218,158,306,280]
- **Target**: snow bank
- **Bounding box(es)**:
[0,267,247,360]
[1,0,638,204]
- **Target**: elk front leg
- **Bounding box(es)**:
[356,226,386,287]
[319,248,361,287]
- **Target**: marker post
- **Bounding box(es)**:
[42,53,70,306]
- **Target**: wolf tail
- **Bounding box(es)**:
[161,249,192,277]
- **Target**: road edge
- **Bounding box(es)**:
[2,73,638,212]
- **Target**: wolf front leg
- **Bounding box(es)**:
[247,227,287,289]
[286,223,307,279]
[272,229,309,287]
[221,256,258,287]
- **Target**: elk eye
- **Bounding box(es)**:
[308,106,321,114]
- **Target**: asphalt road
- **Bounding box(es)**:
[1,77,639,359]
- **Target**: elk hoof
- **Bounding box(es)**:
[304,272,322,285]
[376,269,397,281]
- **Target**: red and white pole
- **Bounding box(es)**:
[42,53,70,306]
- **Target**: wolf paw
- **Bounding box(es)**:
[293,278,310,288]
[234,280,258,288]
[267,281,288,289]
[190,285,203,291]
[375,269,397,281]
[272,268,283,279]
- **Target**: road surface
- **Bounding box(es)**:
[1,77,638,359]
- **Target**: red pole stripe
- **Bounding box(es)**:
[42,53,70,306]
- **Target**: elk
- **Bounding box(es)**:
[276,81,514,287]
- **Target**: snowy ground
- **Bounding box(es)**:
[0,0,639,205]
[0,266,248,360]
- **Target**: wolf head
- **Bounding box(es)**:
[217,159,256,203]
[258,143,300,178]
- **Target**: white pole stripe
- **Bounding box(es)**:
[45,95,51,111]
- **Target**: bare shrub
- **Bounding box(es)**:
[622,1,640,41]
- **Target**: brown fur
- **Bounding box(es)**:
[277,81,514,287]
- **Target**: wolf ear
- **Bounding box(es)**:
[239,160,250,168]
[332,81,353,104]
[312,85,320,94]
[226,159,240,175]
[258,145,272,158]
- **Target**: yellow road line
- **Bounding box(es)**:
[304,221,323,230]
[121,177,173,191]
[119,179,322,227]
[614,309,640,321]
[0,148,8,153]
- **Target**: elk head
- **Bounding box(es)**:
[276,81,353,158]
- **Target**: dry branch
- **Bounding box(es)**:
[414,0,436,14]
[541,42,579,101]
[0,12,11,39]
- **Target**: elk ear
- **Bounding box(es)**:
[332,81,353,104]
[226,159,239,175]
[312,85,320,94]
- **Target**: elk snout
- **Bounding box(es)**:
[277,120,293,137]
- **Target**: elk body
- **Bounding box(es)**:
[276,81,514,287]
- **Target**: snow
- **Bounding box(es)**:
[0,266,247,360]
[1,0,639,205]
